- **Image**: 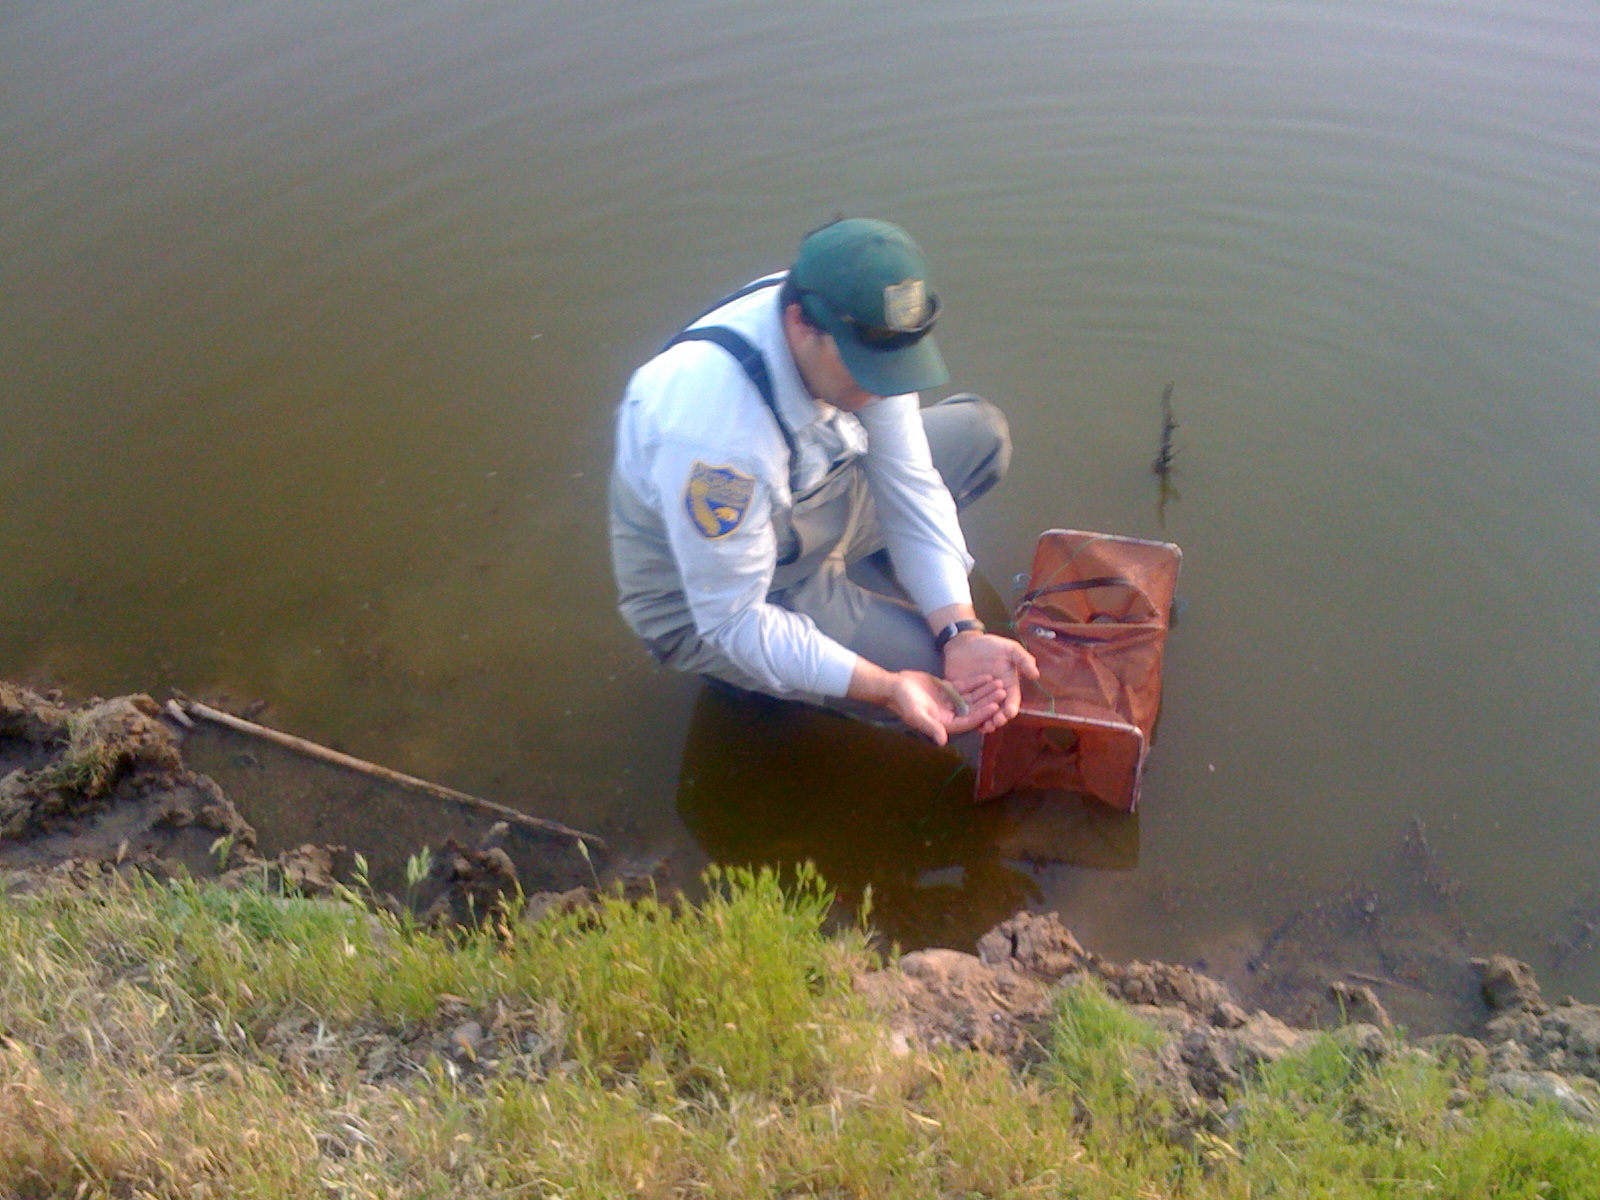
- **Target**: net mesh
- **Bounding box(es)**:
[976,529,1182,811]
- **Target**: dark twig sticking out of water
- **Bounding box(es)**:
[1153,382,1179,478]
[1153,382,1181,525]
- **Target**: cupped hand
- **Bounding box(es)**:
[886,671,1006,746]
[942,632,1040,733]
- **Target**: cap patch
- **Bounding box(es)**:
[685,461,756,539]
[883,278,929,332]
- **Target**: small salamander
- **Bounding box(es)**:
[938,679,970,717]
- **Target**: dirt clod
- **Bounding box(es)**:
[415,826,523,928]
[856,947,1052,1059]
[1474,955,1546,1014]
[276,844,345,896]
[1098,958,1246,1028]
[1331,981,1393,1030]
[1488,1070,1600,1125]
[450,1021,485,1063]
[0,681,71,743]
[0,683,256,878]
[976,910,1089,980]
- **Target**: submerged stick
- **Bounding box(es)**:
[180,700,605,850]
[1344,969,1397,988]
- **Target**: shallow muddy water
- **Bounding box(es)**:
[4,0,1599,1000]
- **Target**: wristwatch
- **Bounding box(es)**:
[934,618,986,651]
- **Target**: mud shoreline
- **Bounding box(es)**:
[4,676,1600,1124]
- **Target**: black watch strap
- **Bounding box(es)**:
[934,618,986,651]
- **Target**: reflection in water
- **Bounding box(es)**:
[676,682,1138,949]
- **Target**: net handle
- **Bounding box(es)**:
[1017,575,1135,606]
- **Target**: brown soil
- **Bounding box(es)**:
[857,910,1600,1126]
[6,680,1600,1126]
[0,681,606,911]
[0,683,255,883]
[0,680,1566,1063]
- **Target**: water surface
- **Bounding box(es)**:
[3,0,1599,1002]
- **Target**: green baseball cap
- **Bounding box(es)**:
[789,218,948,397]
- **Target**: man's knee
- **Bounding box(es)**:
[847,595,942,676]
[922,393,1012,507]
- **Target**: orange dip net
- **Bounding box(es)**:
[977,530,1183,811]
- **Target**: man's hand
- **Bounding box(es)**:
[848,661,1006,746]
[942,631,1040,733]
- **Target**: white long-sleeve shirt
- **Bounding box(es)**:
[610,275,973,697]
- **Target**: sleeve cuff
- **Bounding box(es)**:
[909,561,973,617]
[814,645,860,699]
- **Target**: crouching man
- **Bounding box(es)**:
[609,218,1036,744]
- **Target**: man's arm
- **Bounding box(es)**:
[854,397,1038,727]
[852,396,974,612]
[660,461,1005,736]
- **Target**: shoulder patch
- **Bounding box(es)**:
[684,461,756,539]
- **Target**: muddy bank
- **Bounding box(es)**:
[0,677,1589,1106]
[0,681,605,903]
[0,683,254,880]
[857,909,1600,1127]
[1224,816,1484,1033]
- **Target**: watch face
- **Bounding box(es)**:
[936,619,984,649]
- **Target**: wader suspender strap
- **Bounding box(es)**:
[661,326,797,462]
[660,318,806,568]
[661,325,805,567]
[659,276,800,468]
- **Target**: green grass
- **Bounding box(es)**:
[0,866,1596,1198]
[1226,1039,1600,1199]
[1046,974,1164,1098]
[36,710,129,799]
